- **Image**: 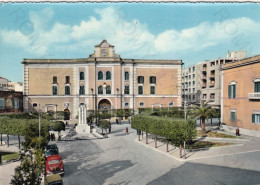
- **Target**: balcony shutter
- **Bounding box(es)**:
[228,85,231,98]
[252,114,255,123]
[233,84,236,98]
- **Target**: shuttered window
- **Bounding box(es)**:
[255,82,260,93]
[252,114,260,124]
[228,84,236,98]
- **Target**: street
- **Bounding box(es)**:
[56,122,260,185]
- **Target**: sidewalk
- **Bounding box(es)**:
[0,161,20,185]
[136,130,260,162]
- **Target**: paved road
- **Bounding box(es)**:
[56,122,260,185]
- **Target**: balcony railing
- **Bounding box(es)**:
[248,93,260,99]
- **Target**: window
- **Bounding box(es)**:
[125,102,129,107]
[98,86,103,94]
[80,72,84,80]
[193,74,195,79]
[79,85,85,95]
[210,93,215,100]
[203,94,207,99]
[140,102,144,106]
[65,76,70,84]
[169,102,174,107]
[52,85,58,95]
[13,99,20,109]
[193,81,195,85]
[189,75,191,79]
[138,86,143,95]
[124,85,129,94]
[33,103,38,108]
[189,68,191,73]
[65,86,70,95]
[193,67,195,72]
[231,110,236,121]
[252,113,260,124]
[150,76,156,84]
[106,71,111,80]
[255,81,260,93]
[125,72,129,81]
[98,71,103,80]
[0,98,5,109]
[228,83,236,98]
[193,95,196,100]
[53,76,57,84]
[189,82,191,86]
[138,76,144,84]
[193,88,195,92]
[150,86,155,94]
[106,86,111,94]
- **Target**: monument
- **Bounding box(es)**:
[75,104,91,134]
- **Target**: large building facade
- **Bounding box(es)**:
[221,55,260,134]
[23,40,182,120]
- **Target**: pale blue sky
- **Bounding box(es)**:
[1,3,260,82]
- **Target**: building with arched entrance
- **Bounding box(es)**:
[22,40,182,120]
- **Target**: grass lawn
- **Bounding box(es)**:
[186,140,234,150]
[197,130,241,139]
[0,152,20,162]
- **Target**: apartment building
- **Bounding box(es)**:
[23,40,182,120]
[221,54,260,135]
[182,65,199,106]
[182,51,246,108]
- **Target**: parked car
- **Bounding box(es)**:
[46,144,59,157]
[45,174,63,185]
[46,155,64,176]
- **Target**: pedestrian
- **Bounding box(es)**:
[236,128,240,136]
[53,133,56,141]
[125,127,128,134]
[116,118,119,125]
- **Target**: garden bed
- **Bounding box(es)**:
[0,152,20,163]
[197,130,241,139]
[185,140,235,151]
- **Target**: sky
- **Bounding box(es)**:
[0,3,260,82]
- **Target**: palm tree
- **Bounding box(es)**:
[191,101,212,133]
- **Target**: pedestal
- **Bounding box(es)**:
[76,124,91,134]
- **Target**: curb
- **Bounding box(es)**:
[195,137,250,142]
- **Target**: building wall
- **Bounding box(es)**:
[24,41,182,119]
[0,91,23,113]
[223,60,260,131]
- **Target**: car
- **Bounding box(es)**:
[45,174,63,185]
[46,144,59,157]
[46,155,64,176]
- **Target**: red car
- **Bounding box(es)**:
[46,155,64,176]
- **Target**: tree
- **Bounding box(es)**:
[190,101,212,133]
[99,120,110,138]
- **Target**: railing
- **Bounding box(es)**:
[248,93,260,99]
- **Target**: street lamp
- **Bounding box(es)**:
[116,88,119,110]
[38,104,42,138]
[91,88,94,111]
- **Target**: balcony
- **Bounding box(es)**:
[209,98,215,102]
[210,75,215,79]
[248,93,260,99]
[202,84,207,88]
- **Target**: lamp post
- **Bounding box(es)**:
[38,104,42,138]
[91,88,94,111]
[116,88,119,110]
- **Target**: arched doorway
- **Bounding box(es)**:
[64,109,70,120]
[98,99,111,110]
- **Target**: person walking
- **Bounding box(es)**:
[125,127,128,134]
